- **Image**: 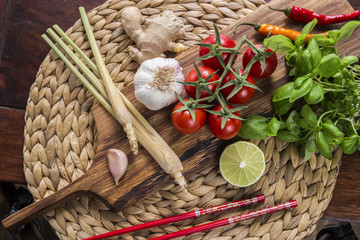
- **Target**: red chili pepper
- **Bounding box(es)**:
[269,6,360,25]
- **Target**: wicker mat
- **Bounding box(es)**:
[23,0,342,239]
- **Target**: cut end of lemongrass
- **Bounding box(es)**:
[173,172,187,193]
[124,123,138,155]
[44,8,187,191]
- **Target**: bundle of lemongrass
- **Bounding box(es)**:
[41,7,186,190]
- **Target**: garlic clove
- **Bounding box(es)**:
[107,149,128,185]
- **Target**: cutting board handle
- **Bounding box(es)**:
[2,173,91,231]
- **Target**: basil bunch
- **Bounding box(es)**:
[239,19,360,161]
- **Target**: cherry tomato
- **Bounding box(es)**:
[184,66,219,100]
[220,70,256,105]
[208,104,242,140]
[199,34,237,71]
[242,44,278,79]
[171,100,207,134]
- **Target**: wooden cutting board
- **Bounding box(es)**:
[3,0,360,231]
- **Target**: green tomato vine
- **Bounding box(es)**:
[175,23,273,129]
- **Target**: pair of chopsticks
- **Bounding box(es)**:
[84,195,297,240]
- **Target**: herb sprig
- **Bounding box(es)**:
[238,19,360,161]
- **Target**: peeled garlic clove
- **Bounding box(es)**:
[107,149,128,185]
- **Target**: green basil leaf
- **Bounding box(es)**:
[322,122,345,140]
[304,134,316,162]
[264,35,296,53]
[294,19,317,48]
[266,117,281,136]
[295,50,312,76]
[295,118,313,130]
[307,38,322,68]
[271,98,294,116]
[289,67,297,76]
[294,75,307,88]
[301,19,318,35]
[304,82,324,104]
[277,131,300,143]
[315,131,333,159]
[341,135,359,154]
[285,51,298,67]
[311,68,319,78]
[312,35,337,47]
[328,30,341,43]
[286,111,300,135]
[272,82,294,102]
[340,56,359,68]
[321,46,338,56]
[306,134,317,152]
[289,77,313,102]
[301,104,317,126]
[318,53,341,78]
[357,137,360,150]
[238,115,268,140]
[295,34,307,48]
[339,21,360,41]
[304,150,312,162]
[341,67,352,78]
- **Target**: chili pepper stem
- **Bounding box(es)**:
[234,23,261,34]
[268,6,292,16]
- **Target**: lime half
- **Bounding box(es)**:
[220,141,265,187]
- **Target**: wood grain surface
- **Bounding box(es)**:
[0,0,104,108]
[1,0,360,224]
[90,0,360,218]
[0,0,6,32]
[0,107,25,183]
[0,0,104,183]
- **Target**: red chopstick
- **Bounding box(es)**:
[149,200,298,240]
[83,194,265,240]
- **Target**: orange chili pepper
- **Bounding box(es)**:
[235,23,329,43]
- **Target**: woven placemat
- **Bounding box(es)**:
[23,0,342,239]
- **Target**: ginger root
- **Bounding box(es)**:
[121,7,188,64]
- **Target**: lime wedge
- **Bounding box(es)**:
[220,141,265,187]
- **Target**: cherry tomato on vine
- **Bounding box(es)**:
[242,44,278,79]
[208,104,242,140]
[199,34,237,71]
[220,69,256,105]
[184,66,219,100]
[171,100,207,134]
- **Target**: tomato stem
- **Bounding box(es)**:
[178,24,271,127]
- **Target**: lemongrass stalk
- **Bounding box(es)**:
[46,27,159,134]
[46,28,107,98]
[44,24,186,190]
[41,34,112,113]
[79,6,138,155]
[53,24,100,76]
[50,26,178,142]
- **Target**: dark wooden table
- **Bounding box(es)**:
[0,0,359,224]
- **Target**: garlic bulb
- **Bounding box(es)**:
[134,57,185,110]
[107,149,128,185]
